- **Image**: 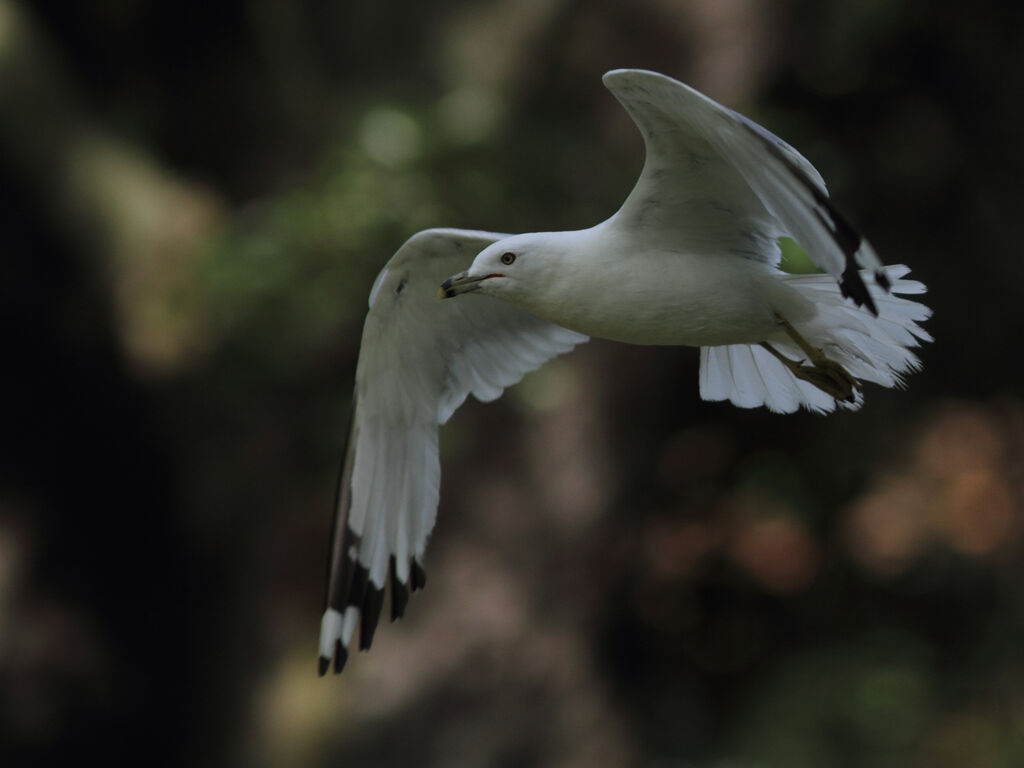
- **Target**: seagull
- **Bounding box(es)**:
[318,69,931,675]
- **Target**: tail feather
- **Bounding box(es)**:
[699,266,930,413]
[700,344,845,414]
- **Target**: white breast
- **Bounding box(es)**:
[526,248,811,348]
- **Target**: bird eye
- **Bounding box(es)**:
[500,252,516,265]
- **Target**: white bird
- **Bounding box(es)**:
[318,69,931,675]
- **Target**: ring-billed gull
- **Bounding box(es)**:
[318,69,931,675]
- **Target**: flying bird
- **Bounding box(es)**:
[318,69,931,675]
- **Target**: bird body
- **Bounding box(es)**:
[317,69,931,675]
[467,224,814,348]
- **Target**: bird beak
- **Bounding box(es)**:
[438,271,499,299]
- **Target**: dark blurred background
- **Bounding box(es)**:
[2,0,1023,765]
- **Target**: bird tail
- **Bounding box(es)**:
[699,265,932,414]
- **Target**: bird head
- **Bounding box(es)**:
[438,233,557,301]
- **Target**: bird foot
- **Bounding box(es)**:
[760,342,858,402]
[762,314,860,402]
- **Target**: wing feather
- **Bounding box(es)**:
[319,228,587,674]
[602,69,887,314]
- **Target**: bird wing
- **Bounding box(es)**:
[319,228,587,674]
[602,68,888,314]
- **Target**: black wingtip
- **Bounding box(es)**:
[391,583,409,621]
[875,269,891,292]
[390,557,410,621]
[840,261,879,317]
[411,560,427,592]
[359,586,385,651]
[318,656,330,677]
[333,639,348,674]
[347,563,369,611]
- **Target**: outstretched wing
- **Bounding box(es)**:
[602,68,888,314]
[319,228,587,674]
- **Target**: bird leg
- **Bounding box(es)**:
[760,314,859,403]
